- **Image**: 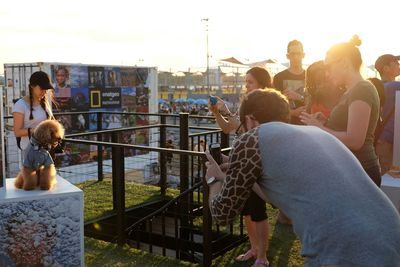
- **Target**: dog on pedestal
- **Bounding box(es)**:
[15,120,65,190]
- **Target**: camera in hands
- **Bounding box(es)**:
[209,143,222,165]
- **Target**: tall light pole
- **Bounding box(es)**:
[201,18,210,95]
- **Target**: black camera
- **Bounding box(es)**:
[52,139,66,154]
[209,143,222,165]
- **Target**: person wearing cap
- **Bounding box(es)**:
[374,54,400,174]
[12,71,55,151]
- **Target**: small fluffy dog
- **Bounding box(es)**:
[15,120,65,190]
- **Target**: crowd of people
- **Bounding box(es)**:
[159,101,211,116]
[205,37,400,267]
[11,36,400,267]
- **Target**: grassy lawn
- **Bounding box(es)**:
[79,180,304,266]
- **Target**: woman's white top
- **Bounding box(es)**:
[12,98,52,150]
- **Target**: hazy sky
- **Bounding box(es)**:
[1,0,399,73]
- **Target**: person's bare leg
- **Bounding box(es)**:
[255,219,269,263]
[236,215,257,261]
[246,216,258,254]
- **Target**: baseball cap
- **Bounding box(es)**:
[374,54,400,73]
[29,71,54,90]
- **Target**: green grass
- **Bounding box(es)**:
[85,237,196,267]
[80,181,304,267]
[76,180,179,221]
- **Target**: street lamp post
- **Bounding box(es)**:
[201,18,210,95]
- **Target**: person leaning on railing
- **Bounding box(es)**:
[208,68,272,267]
[205,88,400,267]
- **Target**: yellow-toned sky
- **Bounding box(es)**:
[1,0,399,73]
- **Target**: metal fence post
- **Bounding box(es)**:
[159,116,167,196]
[179,112,190,259]
[111,132,125,245]
[97,111,103,181]
[179,113,189,192]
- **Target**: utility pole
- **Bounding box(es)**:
[201,18,210,95]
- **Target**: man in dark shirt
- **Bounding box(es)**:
[273,40,306,125]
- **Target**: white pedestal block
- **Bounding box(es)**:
[0,176,83,267]
[381,173,400,213]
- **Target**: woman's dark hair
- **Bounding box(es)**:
[28,72,56,120]
[306,61,325,93]
[326,35,363,70]
[305,60,326,104]
[239,89,290,125]
[246,67,272,89]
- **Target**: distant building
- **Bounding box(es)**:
[158,57,287,104]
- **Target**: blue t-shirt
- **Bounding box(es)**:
[379,81,400,143]
[210,122,400,266]
[258,123,400,266]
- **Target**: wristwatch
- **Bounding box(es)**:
[207,176,221,185]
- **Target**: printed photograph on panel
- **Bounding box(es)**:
[136,105,149,126]
[105,67,121,87]
[122,130,137,157]
[53,97,71,111]
[88,110,100,130]
[70,87,89,111]
[121,87,136,110]
[120,68,138,86]
[136,86,149,108]
[135,129,149,155]
[70,65,89,88]
[71,113,89,133]
[57,115,73,134]
[88,66,105,88]
[121,107,136,127]
[136,68,149,86]
[51,65,71,98]
[102,109,122,129]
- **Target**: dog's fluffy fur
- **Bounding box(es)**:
[15,120,65,190]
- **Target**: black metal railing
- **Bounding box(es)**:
[125,180,203,260]
[2,111,244,266]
